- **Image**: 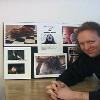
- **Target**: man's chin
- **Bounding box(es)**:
[87,53,98,58]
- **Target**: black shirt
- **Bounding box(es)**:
[56,52,100,100]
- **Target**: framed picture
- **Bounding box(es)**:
[34,53,67,78]
[62,24,78,46]
[67,46,79,64]
[4,23,37,46]
[4,47,31,79]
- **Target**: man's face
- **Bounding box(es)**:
[77,30,100,57]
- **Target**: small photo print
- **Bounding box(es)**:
[8,50,24,60]
[68,46,79,64]
[4,23,37,46]
[34,53,67,78]
[68,46,78,55]
[8,63,25,74]
[62,26,78,44]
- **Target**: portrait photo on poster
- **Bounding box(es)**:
[34,53,67,78]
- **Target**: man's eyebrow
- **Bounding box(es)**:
[77,40,80,43]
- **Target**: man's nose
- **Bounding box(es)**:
[84,43,90,50]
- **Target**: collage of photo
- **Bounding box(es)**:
[4,47,31,79]
[4,22,79,79]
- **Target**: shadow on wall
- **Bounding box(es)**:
[0,79,5,100]
[0,24,3,79]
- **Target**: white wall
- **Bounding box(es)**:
[0,0,100,23]
[0,0,100,78]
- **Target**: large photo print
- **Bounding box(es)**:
[4,23,37,46]
[34,53,67,78]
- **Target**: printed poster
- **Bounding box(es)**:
[37,23,63,53]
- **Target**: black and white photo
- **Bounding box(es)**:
[37,23,63,53]
[68,46,79,64]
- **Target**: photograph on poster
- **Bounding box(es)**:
[68,46,79,65]
[4,23,37,46]
[42,33,56,44]
[37,23,63,53]
[34,53,67,78]
[8,63,25,74]
[8,50,24,60]
[4,47,31,79]
[62,26,78,45]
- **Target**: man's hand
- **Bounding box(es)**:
[56,85,74,100]
[46,81,65,100]
[56,85,89,100]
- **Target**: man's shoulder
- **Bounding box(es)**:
[78,52,90,61]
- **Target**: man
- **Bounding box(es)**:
[46,22,100,100]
